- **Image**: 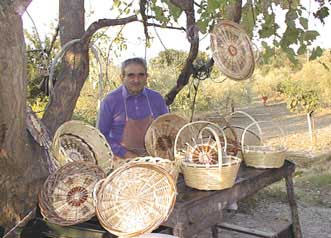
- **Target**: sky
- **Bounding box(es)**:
[22,0,331,64]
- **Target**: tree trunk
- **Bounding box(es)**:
[0,4,48,232]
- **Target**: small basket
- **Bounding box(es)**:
[113,156,179,182]
[145,113,188,161]
[175,121,241,190]
[95,163,176,237]
[38,161,105,226]
[241,121,287,168]
[52,120,113,174]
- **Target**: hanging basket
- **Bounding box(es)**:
[210,20,255,81]
[113,156,179,182]
[52,120,113,174]
[38,161,105,226]
[174,121,241,190]
[95,163,176,237]
[241,121,287,168]
[145,113,188,161]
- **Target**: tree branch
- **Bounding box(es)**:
[81,15,138,46]
[145,22,186,31]
[12,0,32,15]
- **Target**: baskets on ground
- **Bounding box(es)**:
[241,121,287,168]
[175,121,241,190]
[51,120,113,174]
[39,161,105,226]
[95,163,176,237]
[113,156,179,182]
[145,113,188,161]
[210,20,255,81]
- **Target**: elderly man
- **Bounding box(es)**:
[97,57,169,159]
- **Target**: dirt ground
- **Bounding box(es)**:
[194,102,331,238]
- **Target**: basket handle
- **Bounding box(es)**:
[198,126,223,172]
[174,121,227,165]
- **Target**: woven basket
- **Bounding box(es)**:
[210,20,255,81]
[241,121,287,168]
[52,120,113,174]
[113,156,179,182]
[39,161,105,226]
[145,113,188,161]
[175,121,241,190]
[95,163,176,237]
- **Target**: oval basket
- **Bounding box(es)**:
[52,120,113,174]
[210,20,255,81]
[39,161,105,226]
[95,163,176,237]
[174,121,241,191]
[113,156,179,182]
[241,121,287,168]
[145,113,188,161]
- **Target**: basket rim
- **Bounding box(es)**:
[182,155,241,168]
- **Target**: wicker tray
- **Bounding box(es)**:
[210,20,255,81]
[145,113,188,161]
[52,120,113,174]
[95,163,176,237]
[175,121,241,190]
[39,161,105,226]
[241,121,287,168]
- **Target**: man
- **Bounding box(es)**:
[97,57,169,159]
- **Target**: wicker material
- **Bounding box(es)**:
[39,161,105,226]
[210,20,255,81]
[95,163,176,237]
[113,156,179,181]
[175,121,241,190]
[242,121,287,168]
[52,120,113,174]
[135,234,178,238]
[145,113,188,161]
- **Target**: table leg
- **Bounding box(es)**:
[285,173,302,238]
[211,225,219,238]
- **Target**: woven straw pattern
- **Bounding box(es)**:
[210,20,255,81]
[52,120,113,174]
[39,161,105,226]
[113,156,179,181]
[175,121,241,190]
[95,163,176,238]
[242,121,287,168]
[145,113,188,161]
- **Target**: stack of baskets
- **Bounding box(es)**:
[174,121,241,190]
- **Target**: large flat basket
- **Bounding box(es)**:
[95,163,177,237]
[38,161,105,226]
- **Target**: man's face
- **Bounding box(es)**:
[122,63,147,95]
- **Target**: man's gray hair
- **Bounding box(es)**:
[121,57,147,76]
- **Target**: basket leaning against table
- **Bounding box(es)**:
[241,120,287,169]
[174,121,241,190]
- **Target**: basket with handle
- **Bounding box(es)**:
[113,156,179,182]
[95,162,177,238]
[145,113,188,161]
[174,121,241,190]
[241,120,287,168]
[38,161,105,226]
[51,120,113,174]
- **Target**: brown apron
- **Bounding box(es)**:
[120,93,154,157]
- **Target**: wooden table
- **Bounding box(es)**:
[163,160,302,238]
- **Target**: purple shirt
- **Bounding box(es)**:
[97,85,169,157]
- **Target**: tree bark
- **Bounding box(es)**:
[0,3,48,232]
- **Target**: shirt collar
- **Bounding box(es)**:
[121,85,147,98]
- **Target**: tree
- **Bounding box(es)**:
[1,0,330,233]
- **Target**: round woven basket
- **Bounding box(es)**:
[52,120,113,174]
[174,121,241,190]
[145,113,188,161]
[210,20,255,81]
[95,163,176,237]
[39,161,105,226]
[113,156,179,182]
[241,121,287,168]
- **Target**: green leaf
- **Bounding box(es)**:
[113,0,121,8]
[299,17,308,29]
[313,6,330,24]
[303,30,320,42]
[297,45,307,55]
[309,46,323,61]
